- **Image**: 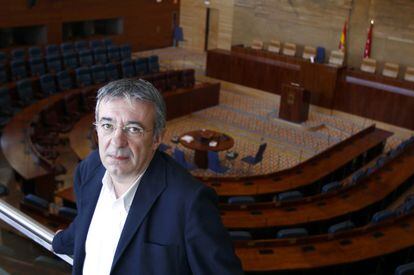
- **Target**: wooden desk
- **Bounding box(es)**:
[220,140,414,230]
[203,126,391,197]
[179,129,234,168]
[235,212,414,273]
[69,113,96,160]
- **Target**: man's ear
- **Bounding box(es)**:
[152,129,165,150]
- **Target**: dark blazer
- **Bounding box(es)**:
[52,150,243,275]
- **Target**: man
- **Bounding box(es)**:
[52,79,243,274]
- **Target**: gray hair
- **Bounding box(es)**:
[95,79,166,138]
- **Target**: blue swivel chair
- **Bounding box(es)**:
[328,220,355,234]
[241,143,267,173]
[62,52,79,70]
[121,59,136,78]
[105,63,120,81]
[120,44,132,60]
[40,74,58,95]
[29,57,46,76]
[228,196,255,204]
[75,67,92,87]
[78,49,93,67]
[322,181,342,193]
[315,46,325,64]
[11,59,27,80]
[91,64,106,84]
[207,151,229,174]
[371,209,396,223]
[135,57,149,76]
[107,45,121,62]
[56,70,74,91]
[173,148,196,170]
[93,47,108,64]
[277,228,308,239]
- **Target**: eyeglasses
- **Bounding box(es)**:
[94,121,153,138]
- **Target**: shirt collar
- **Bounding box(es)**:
[101,168,147,212]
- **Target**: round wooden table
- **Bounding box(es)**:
[179,129,234,169]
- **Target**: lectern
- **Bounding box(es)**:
[279,83,310,123]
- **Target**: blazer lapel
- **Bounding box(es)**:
[111,152,167,270]
[73,165,105,272]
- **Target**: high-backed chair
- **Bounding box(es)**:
[173,148,196,170]
[103,38,113,48]
[360,58,377,74]
[267,40,281,53]
[121,59,136,78]
[46,44,60,57]
[28,46,43,58]
[105,63,120,81]
[228,196,255,204]
[91,64,106,84]
[328,220,355,234]
[16,79,36,106]
[29,57,46,76]
[277,228,308,239]
[251,39,263,50]
[93,48,108,65]
[107,45,121,62]
[78,49,93,67]
[148,55,160,73]
[135,57,149,76]
[275,190,303,202]
[371,209,396,223]
[404,67,414,82]
[75,40,88,52]
[60,42,75,54]
[321,181,342,193]
[241,142,267,173]
[0,64,7,84]
[11,48,25,60]
[120,44,132,60]
[56,70,74,91]
[328,50,345,66]
[207,151,229,174]
[63,52,79,70]
[40,74,58,95]
[315,46,326,63]
[11,59,27,80]
[302,46,316,61]
[90,39,104,49]
[282,42,296,56]
[382,62,399,78]
[46,55,62,73]
[75,67,92,87]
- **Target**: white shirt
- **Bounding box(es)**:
[82,171,144,275]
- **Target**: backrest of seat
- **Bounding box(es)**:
[277,228,308,238]
[360,58,377,73]
[120,44,132,60]
[277,190,303,202]
[29,46,42,58]
[40,73,57,95]
[60,42,75,54]
[16,79,34,103]
[121,59,135,78]
[108,45,121,62]
[251,39,263,50]
[91,64,106,84]
[322,181,342,193]
[79,49,93,67]
[90,39,104,49]
[75,40,88,52]
[148,55,159,73]
[228,196,255,204]
[0,66,8,84]
[329,50,345,66]
[207,150,220,170]
[57,70,73,91]
[371,209,396,223]
[382,62,399,78]
[135,57,149,75]
[63,52,79,69]
[103,38,113,48]
[76,67,92,86]
[302,46,316,60]
[404,67,414,82]
[105,63,120,81]
[282,42,296,56]
[11,48,25,60]
[328,220,355,234]
[46,55,62,73]
[46,44,60,56]
[11,59,27,80]
[267,40,281,53]
[315,46,326,63]
[29,57,45,76]
[93,48,108,64]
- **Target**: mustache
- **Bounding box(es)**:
[106,148,132,157]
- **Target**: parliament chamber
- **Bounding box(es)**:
[0,0,414,274]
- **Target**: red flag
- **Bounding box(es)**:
[338,20,347,52]
[364,20,374,58]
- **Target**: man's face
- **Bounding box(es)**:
[96,98,162,183]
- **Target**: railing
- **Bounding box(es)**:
[0,199,73,265]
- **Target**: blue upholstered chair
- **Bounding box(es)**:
[135,57,149,76]
[105,63,120,81]
[29,57,46,76]
[24,194,49,209]
[228,196,255,205]
[371,209,396,223]
[61,42,75,54]
[75,40,88,52]
[63,52,79,70]
[46,55,62,73]
[241,143,267,173]
[173,148,196,170]
[16,79,36,106]
[46,44,60,57]
[11,59,27,80]
[78,49,93,67]
[120,44,132,60]
[11,48,25,60]
[75,67,92,87]
[328,220,355,234]
[56,70,74,91]
[40,74,58,95]
[121,59,136,78]
[93,47,108,65]
[276,190,303,202]
[107,45,121,62]
[229,231,252,241]
[58,206,78,219]
[0,64,7,84]
[91,64,106,84]
[207,151,229,174]
[148,55,160,73]
[28,46,42,58]
[322,181,342,193]
[90,39,104,49]
[277,228,308,239]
